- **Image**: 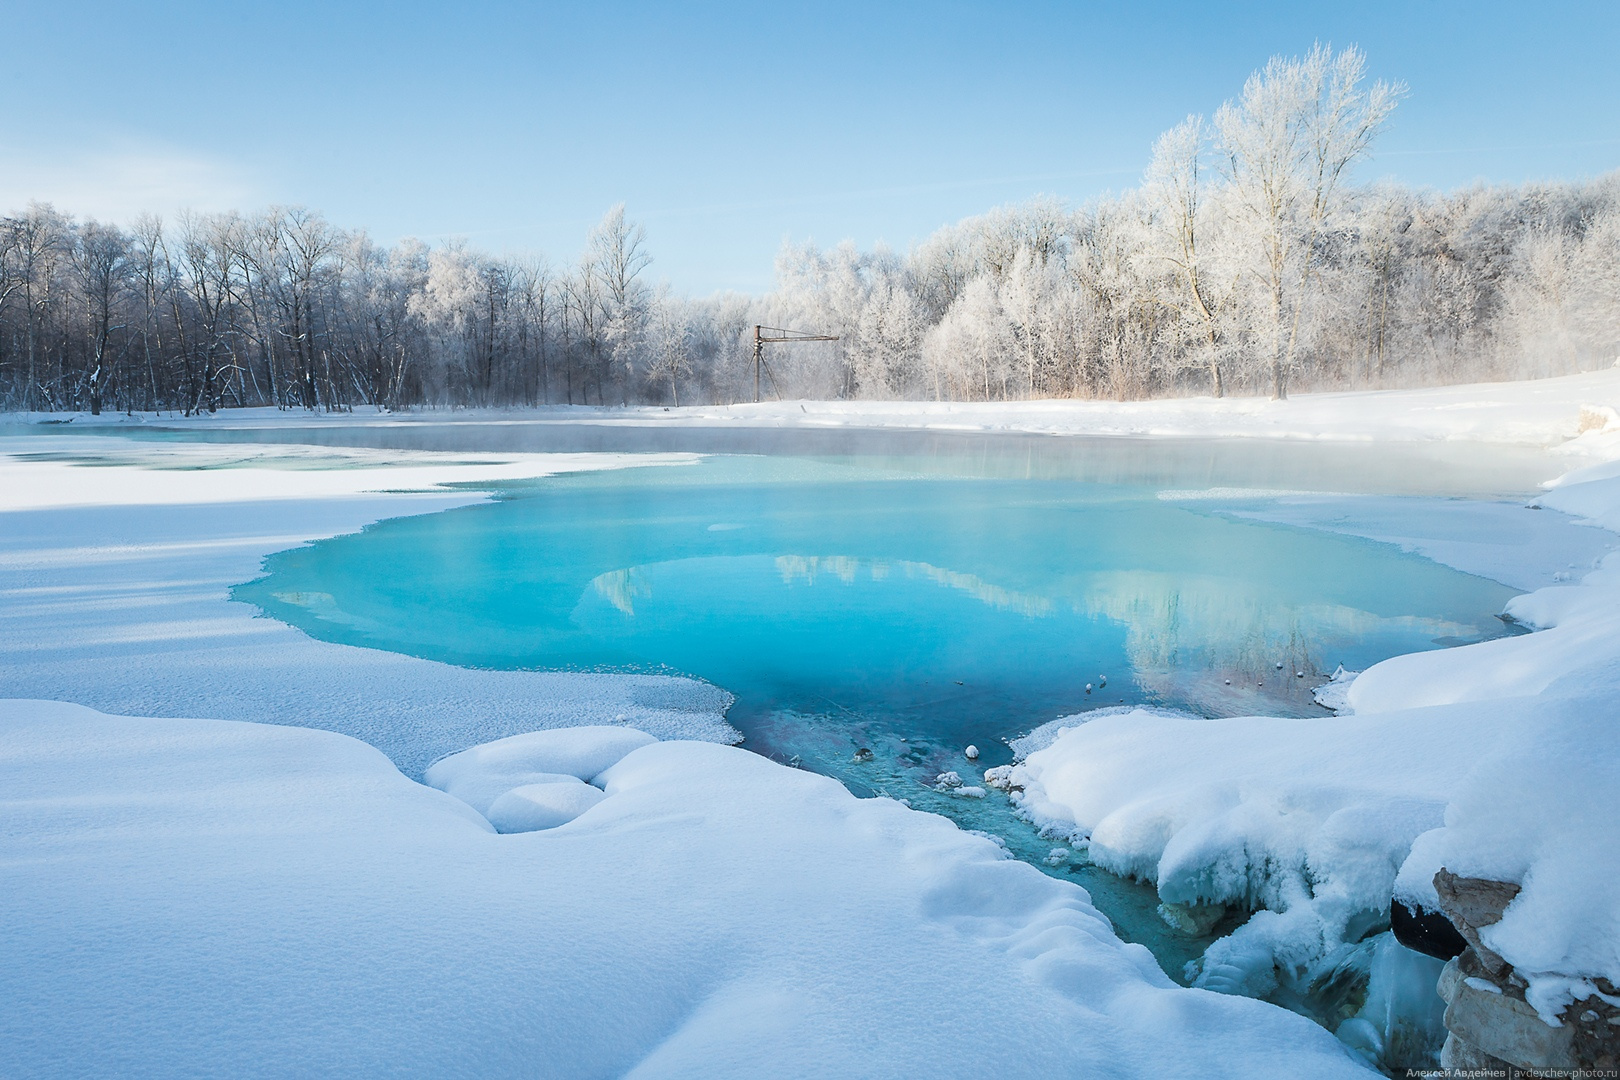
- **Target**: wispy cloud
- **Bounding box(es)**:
[0,139,263,222]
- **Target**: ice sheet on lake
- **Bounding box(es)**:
[0,439,734,777]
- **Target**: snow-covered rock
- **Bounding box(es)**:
[424,726,657,815]
[485,779,607,833]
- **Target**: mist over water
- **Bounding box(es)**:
[236,452,1515,731]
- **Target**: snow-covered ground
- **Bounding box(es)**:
[0,700,1369,1078]
[20,365,1619,445]
[4,370,1619,1075]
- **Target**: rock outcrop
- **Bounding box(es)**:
[1432,869,1620,1071]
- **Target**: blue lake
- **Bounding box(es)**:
[229,447,1522,974]
[234,453,1515,748]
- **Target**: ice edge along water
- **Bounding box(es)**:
[996,441,1620,1064]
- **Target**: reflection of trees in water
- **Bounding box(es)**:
[1080,570,1475,686]
[591,567,652,616]
[774,555,1054,617]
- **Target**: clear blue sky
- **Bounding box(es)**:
[4,0,1617,293]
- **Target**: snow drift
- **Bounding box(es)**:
[0,700,1367,1078]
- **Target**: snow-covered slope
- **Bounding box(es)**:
[1001,462,1620,1030]
[0,700,1368,1079]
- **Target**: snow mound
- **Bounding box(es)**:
[424,726,657,815]
[486,779,607,833]
[0,700,1369,1078]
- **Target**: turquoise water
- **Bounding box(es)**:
[236,454,1514,741]
[232,451,1517,978]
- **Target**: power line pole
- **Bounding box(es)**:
[752,325,838,403]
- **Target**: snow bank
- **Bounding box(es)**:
[656,369,1620,446]
[0,700,1368,1078]
[1001,455,1620,1049]
[0,434,703,512]
[1220,493,1616,593]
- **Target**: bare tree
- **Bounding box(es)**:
[72,219,131,414]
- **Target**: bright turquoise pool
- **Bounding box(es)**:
[231,449,1519,977]
[236,453,1513,744]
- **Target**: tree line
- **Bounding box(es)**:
[3,45,1617,415]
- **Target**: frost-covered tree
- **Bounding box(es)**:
[1146,116,1233,397]
[3,50,1617,413]
[1214,44,1402,398]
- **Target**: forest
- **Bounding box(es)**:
[2,46,1617,415]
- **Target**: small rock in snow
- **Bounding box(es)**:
[852,747,874,763]
[933,771,963,790]
[1045,848,1070,866]
[964,744,979,760]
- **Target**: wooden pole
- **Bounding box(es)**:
[753,325,763,403]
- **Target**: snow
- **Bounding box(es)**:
[486,779,607,832]
[1216,493,1617,593]
[0,434,704,512]
[18,367,1620,448]
[0,700,1368,1078]
[0,438,736,778]
[424,726,658,815]
[1002,456,1620,1033]
[1312,667,1360,712]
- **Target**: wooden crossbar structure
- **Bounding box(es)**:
[751,325,838,403]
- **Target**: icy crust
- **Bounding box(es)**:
[0,440,738,777]
[1222,495,1617,594]
[0,701,1368,1079]
[1005,465,1620,1031]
